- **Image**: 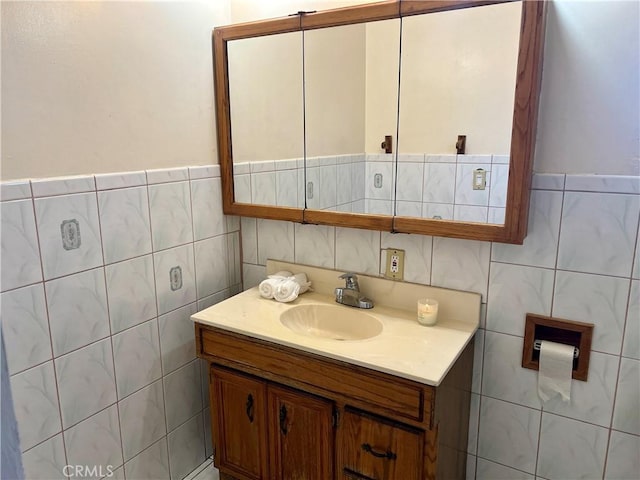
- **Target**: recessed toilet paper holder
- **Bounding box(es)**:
[522,313,593,381]
[533,339,579,359]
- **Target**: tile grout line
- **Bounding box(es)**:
[26,179,71,469]
[93,182,129,473]
[475,454,538,478]
[547,180,566,326]
[143,174,174,480]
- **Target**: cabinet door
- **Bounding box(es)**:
[267,384,334,480]
[211,366,269,480]
[338,408,423,480]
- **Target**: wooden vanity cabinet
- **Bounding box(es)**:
[211,366,335,480]
[197,323,474,480]
[268,384,335,479]
[210,367,269,480]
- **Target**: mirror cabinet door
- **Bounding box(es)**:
[396,1,522,225]
[303,19,401,217]
[228,32,304,209]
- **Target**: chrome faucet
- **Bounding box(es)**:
[335,273,374,309]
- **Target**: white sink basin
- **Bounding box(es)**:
[280,304,383,341]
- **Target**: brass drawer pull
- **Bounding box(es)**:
[361,443,397,460]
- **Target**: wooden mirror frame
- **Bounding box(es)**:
[213,0,546,244]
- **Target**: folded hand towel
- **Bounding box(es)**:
[274,279,301,303]
[259,278,281,299]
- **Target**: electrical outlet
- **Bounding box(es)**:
[473,168,487,190]
[384,248,405,280]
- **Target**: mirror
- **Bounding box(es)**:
[213,1,546,243]
[396,2,522,224]
[227,31,304,208]
[304,19,400,215]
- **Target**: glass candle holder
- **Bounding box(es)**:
[417,298,439,326]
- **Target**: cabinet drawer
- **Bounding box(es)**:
[197,325,430,423]
[338,409,424,480]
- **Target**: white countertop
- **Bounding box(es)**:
[192,287,479,387]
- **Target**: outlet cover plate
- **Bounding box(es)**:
[384,248,405,280]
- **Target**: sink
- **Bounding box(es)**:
[280,304,383,341]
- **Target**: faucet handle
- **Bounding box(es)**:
[339,272,359,290]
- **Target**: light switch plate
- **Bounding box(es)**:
[384,248,405,280]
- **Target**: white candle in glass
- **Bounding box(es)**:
[417,299,439,326]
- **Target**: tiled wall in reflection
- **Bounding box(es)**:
[1,166,242,480]
[233,153,509,222]
[241,173,640,480]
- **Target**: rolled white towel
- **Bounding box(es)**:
[291,273,312,294]
[273,279,300,303]
[259,278,281,299]
[268,270,293,280]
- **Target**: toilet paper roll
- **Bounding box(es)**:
[538,340,575,403]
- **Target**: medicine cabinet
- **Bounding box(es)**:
[213,0,546,243]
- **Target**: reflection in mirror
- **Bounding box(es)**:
[397,1,522,224]
[228,32,304,208]
[304,19,400,215]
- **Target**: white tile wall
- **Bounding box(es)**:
[552,271,628,355]
[124,438,171,480]
[113,319,162,399]
[241,172,640,479]
[477,396,540,473]
[537,413,609,480]
[1,166,240,480]
[106,255,158,334]
[10,361,62,451]
[167,413,205,480]
[64,405,123,479]
[605,430,640,480]
[1,284,52,375]
[557,192,639,277]
[55,338,117,428]
[149,182,194,251]
[0,199,42,290]
[486,263,554,337]
[21,434,67,480]
[98,186,152,264]
[5,167,638,479]
[476,458,535,480]
[432,237,491,301]
[231,153,520,219]
[46,267,110,356]
[35,192,104,280]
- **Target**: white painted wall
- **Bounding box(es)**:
[534,0,639,174]
[1,1,230,180]
[2,0,637,180]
